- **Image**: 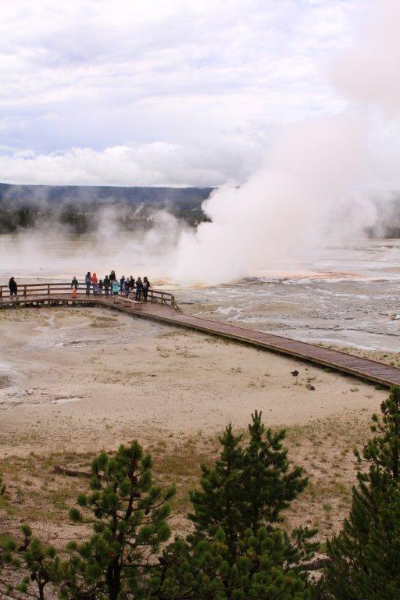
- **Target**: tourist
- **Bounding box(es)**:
[128,277,135,299]
[143,276,151,301]
[85,272,91,296]
[119,276,125,295]
[110,270,116,284]
[91,272,99,296]
[124,277,131,297]
[98,279,103,295]
[135,277,143,301]
[104,275,110,296]
[71,276,79,291]
[9,277,18,297]
[112,280,119,296]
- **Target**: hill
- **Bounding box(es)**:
[0,183,214,233]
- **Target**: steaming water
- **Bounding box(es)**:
[176,239,400,353]
[1,233,400,352]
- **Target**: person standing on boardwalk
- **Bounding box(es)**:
[85,272,91,296]
[127,277,135,298]
[71,276,79,291]
[110,270,116,284]
[91,272,99,296]
[135,277,143,301]
[9,277,17,297]
[143,277,151,301]
[112,280,119,296]
[124,277,131,297]
[104,275,110,296]
[119,276,125,295]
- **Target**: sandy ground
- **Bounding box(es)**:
[0,303,396,558]
[0,306,388,457]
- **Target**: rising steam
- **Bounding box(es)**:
[173,0,400,285]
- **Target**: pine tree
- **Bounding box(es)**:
[243,410,308,531]
[17,525,61,600]
[0,524,60,600]
[158,413,316,599]
[0,537,18,597]
[189,413,310,557]
[189,424,245,560]
[155,527,311,600]
[322,386,400,600]
[63,440,175,600]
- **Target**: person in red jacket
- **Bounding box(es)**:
[91,272,99,296]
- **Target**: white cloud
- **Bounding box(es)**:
[0,139,263,186]
[0,0,358,185]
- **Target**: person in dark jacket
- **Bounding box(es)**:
[135,277,143,301]
[104,275,110,296]
[9,277,17,297]
[85,272,91,296]
[119,276,125,294]
[143,276,151,301]
[110,270,116,283]
[71,276,79,290]
[127,276,135,298]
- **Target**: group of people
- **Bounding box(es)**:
[71,271,151,301]
[6,273,151,302]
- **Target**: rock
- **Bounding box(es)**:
[26,388,34,395]
[306,383,316,391]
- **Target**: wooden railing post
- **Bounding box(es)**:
[47,284,50,295]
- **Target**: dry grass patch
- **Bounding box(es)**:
[0,411,373,545]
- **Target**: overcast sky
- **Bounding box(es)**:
[0,0,367,186]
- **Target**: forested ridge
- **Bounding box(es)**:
[0,184,213,233]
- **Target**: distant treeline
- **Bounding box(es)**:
[0,183,214,234]
[1,182,400,237]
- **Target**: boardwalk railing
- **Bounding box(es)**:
[0,282,178,309]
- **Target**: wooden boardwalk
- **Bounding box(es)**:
[1,292,400,388]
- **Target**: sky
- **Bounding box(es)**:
[0,0,392,187]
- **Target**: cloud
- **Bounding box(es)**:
[0,0,355,185]
[0,137,266,186]
[331,0,400,115]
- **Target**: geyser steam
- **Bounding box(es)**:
[173,0,400,285]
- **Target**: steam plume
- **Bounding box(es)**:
[173,0,400,285]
